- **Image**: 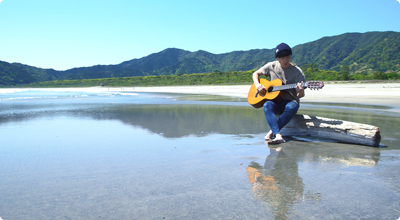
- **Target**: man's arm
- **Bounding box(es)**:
[295,66,306,99]
[252,69,266,93]
[296,82,305,98]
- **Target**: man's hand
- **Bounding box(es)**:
[256,84,266,93]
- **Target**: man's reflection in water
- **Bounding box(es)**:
[247,141,382,219]
[247,146,304,220]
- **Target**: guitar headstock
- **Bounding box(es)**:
[304,81,324,90]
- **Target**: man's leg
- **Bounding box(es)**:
[264,100,299,144]
[263,101,280,136]
[277,100,299,131]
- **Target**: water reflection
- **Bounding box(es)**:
[0,92,399,147]
[0,103,270,138]
[247,146,304,220]
[247,142,381,219]
[102,105,268,138]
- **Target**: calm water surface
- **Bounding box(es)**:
[0,90,399,219]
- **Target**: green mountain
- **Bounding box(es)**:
[293,31,400,73]
[0,61,37,85]
[1,31,399,86]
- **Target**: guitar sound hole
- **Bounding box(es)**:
[267,87,273,93]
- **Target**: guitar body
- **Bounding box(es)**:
[247,78,284,108]
[248,79,324,108]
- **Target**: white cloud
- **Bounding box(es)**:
[398,0,400,4]
[0,0,4,3]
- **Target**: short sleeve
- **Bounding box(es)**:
[258,62,274,77]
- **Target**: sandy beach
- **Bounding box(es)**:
[122,82,400,111]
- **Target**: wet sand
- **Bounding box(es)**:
[1,84,400,219]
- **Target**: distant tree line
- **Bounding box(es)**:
[15,66,399,88]
[302,64,400,81]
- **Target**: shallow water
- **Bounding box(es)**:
[0,90,399,219]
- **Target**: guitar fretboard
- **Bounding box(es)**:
[271,83,306,92]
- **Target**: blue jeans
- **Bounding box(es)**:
[263,99,299,136]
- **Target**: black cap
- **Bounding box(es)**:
[275,43,292,58]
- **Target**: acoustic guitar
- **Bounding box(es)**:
[247,78,324,108]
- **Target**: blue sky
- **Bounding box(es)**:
[1,0,399,70]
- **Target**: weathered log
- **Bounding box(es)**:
[280,114,381,147]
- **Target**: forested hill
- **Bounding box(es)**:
[293,31,400,73]
[1,31,399,86]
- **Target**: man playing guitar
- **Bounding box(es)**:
[252,43,306,144]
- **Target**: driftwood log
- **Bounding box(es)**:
[281,114,381,147]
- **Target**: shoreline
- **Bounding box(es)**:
[125,83,400,112]
[1,82,400,112]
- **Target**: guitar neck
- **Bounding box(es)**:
[271,82,306,92]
